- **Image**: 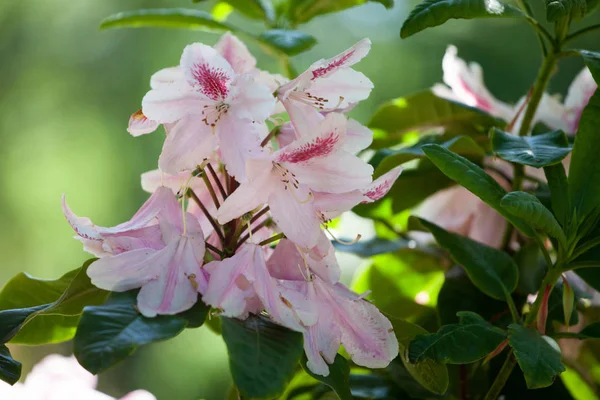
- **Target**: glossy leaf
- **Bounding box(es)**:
[569,90,600,221]
[221,315,303,399]
[491,128,572,168]
[100,8,231,32]
[0,345,21,385]
[419,218,518,300]
[74,291,207,374]
[509,324,565,389]
[258,29,317,56]
[288,0,394,24]
[371,135,484,177]
[501,191,567,245]
[422,144,535,236]
[300,354,352,400]
[369,90,503,149]
[544,163,570,228]
[408,311,507,364]
[514,242,545,295]
[221,0,275,22]
[0,259,108,345]
[392,318,449,395]
[579,51,600,85]
[400,0,523,38]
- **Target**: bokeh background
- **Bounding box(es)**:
[0,0,598,399]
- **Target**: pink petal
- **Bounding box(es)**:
[344,118,373,153]
[309,38,372,81]
[275,112,346,163]
[87,247,165,292]
[361,167,402,202]
[127,110,159,137]
[158,115,216,175]
[284,100,324,137]
[214,32,256,74]
[267,239,307,281]
[181,43,235,102]
[24,355,97,390]
[137,236,204,317]
[142,81,208,123]
[102,225,165,254]
[229,75,276,122]
[202,246,257,317]
[140,169,191,194]
[216,115,265,181]
[306,232,340,283]
[288,151,373,193]
[120,390,157,400]
[150,66,184,89]
[307,68,373,111]
[269,183,321,249]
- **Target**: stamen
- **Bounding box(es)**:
[324,226,361,245]
[294,244,312,282]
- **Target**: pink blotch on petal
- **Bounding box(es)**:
[362,167,403,203]
[191,63,231,101]
[276,131,340,163]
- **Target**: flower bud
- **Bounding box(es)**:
[562,275,575,332]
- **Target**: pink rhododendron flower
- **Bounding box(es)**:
[0,354,155,400]
[63,187,207,317]
[432,45,515,121]
[277,39,373,134]
[217,113,373,248]
[140,39,275,179]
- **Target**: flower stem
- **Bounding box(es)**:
[205,242,224,258]
[207,163,227,200]
[235,217,272,250]
[187,188,225,246]
[483,352,517,400]
[201,171,220,209]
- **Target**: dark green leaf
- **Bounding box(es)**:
[422,144,535,236]
[0,345,21,385]
[73,291,202,374]
[222,315,304,399]
[408,311,507,364]
[0,259,108,345]
[100,8,231,32]
[579,322,600,337]
[546,281,578,329]
[369,90,503,149]
[392,319,449,395]
[546,0,587,21]
[544,163,570,228]
[400,0,523,38]
[578,51,600,85]
[501,191,566,245]
[371,135,484,177]
[300,354,352,400]
[491,128,572,168]
[419,218,518,300]
[258,29,317,56]
[288,0,393,24]
[514,242,546,295]
[508,324,565,389]
[568,90,600,221]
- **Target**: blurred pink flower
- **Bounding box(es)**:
[0,354,155,400]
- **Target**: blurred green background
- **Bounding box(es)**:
[0,0,598,399]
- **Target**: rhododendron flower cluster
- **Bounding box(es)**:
[63,33,401,376]
[418,45,597,248]
[0,354,154,400]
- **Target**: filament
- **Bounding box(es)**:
[324,226,361,245]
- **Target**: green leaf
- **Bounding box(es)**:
[392,319,449,395]
[579,322,600,338]
[544,163,570,228]
[371,135,485,177]
[422,144,535,237]
[333,238,408,257]
[508,324,565,389]
[400,0,524,38]
[491,128,572,168]
[220,0,275,22]
[408,311,507,364]
[258,29,317,56]
[546,281,578,329]
[288,0,393,24]
[221,315,304,398]
[0,345,21,385]
[74,291,206,374]
[568,90,600,221]
[0,259,108,345]
[501,191,567,245]
[369,90,503,149]
[514,242,545,295]
[578,51,600,86]
[546,0,587,21]
[100,8,231,32]
[300,354,352,400]
[418,218,518,300]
